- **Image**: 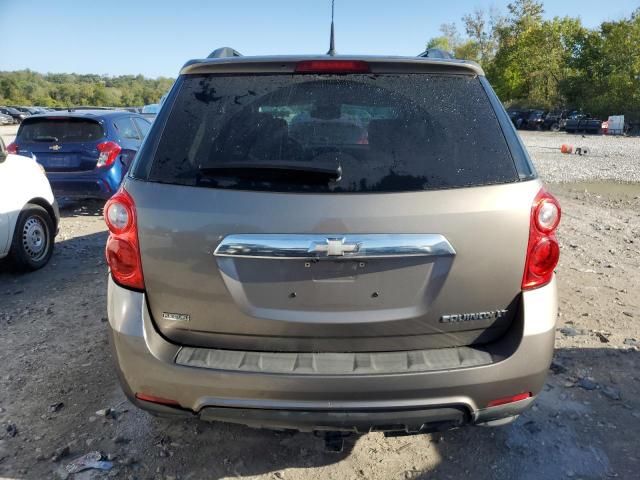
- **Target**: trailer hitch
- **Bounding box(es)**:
[315,431,351,453]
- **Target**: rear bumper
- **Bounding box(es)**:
[46,168,123,199]
[107,276,557,432]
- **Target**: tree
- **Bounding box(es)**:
[566,12,640,119]
[425,23,461,54]
[422,1,640,119]
[487,0,586,109]
[462,7,505,65]
[0,70,174,107]
[506,0,544,31]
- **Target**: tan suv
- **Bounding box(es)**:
[104,51,561,442]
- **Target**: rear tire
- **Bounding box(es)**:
[9,204,55,271]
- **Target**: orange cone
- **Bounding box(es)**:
[560,144,573,154]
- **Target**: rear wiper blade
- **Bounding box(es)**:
[199,161,342,182]
[33,136,59,142]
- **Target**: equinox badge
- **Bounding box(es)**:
[162,312,190,322]
[440,310,508,323]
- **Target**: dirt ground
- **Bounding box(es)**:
[1,132,640,479]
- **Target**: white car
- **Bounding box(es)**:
[0,137,59,270]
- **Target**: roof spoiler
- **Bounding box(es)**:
[417,48,454,59]
[207,47,243,59]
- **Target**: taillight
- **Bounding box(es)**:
[97,141,122,168]
[522,188,561,290]
[487,392,532,407]
[135,393,181,407]
[295,60,370,74]
[6,142,18,154]
[104,188,144,290]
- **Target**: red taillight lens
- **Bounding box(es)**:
[487,392,531,408]
[295,60,370,74]
[97,141,122,168]
[6,142,18,154]
[528,238,561,277]
[522,188,561,290]
[106,238,139,276]
[135,393,181,407]
[104,189,144,290]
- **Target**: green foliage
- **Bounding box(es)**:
[426,1,640,119]
[426,36,453,52]
[564,11,640,120]
[461,7,504,64]
[489,14,587,110]
[0,70,174,107]
[425,23,462,55]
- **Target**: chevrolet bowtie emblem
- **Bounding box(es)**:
[309,237,361,256]
[49,144,62,151]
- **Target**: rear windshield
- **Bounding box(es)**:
[19,118,104,143]
[144,73,518,193]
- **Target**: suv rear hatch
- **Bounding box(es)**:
[16,116,105,171]
[128,58,537,352]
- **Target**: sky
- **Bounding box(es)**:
[0,0,637,78]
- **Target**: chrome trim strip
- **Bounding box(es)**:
[214,234,455,260]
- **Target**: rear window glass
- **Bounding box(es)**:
[144,74,518,193]
[19,118,104,143]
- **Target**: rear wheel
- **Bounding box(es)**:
[10,204,55,271]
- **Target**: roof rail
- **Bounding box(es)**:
[207,47,243,59]
[417,48,454,59]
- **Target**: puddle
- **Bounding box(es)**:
[550,181,640,197]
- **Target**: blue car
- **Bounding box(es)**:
[7,110,151,199]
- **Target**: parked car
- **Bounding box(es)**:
[0,136,59,270]
[141,104,160,114]
[507,109,529,129]
[7,110,151,200]
[524,110,545,130]
[541,111,567,131]
[0,106,28,123]
[0,113,14,125]
[508,109,546,130]
[105,51,561,441]
[141,103,160,122]
[9,106,36,116]
[565,113,603,134]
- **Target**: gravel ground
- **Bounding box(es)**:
[519,130,640,183]
[0,129,639,479]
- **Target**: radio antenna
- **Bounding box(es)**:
[327,0,336,56]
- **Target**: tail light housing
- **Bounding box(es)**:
[522,188,561,290]
[104,189,144,290]
[96,141,122,168]
[6,142,18,154]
